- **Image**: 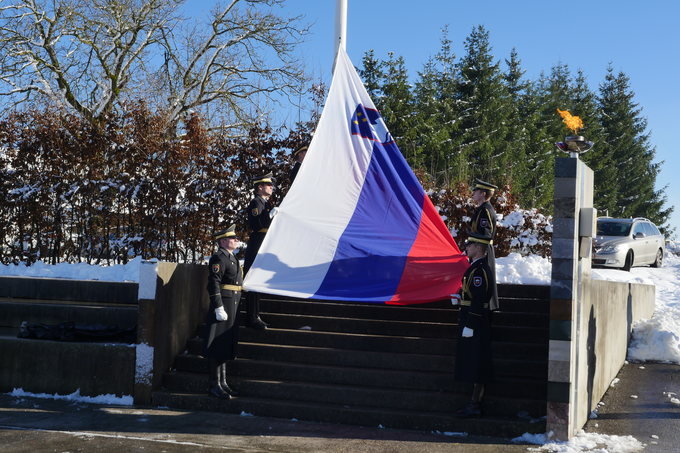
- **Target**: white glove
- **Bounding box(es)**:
[462,327,474,338]
[215,306,228,321]
[450,294,461,306]
[269,207,279,219]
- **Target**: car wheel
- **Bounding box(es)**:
[651,248,663,268]
[622,251,633,272]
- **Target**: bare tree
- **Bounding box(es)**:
[0,0,310,128]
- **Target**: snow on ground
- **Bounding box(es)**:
[515,430,645,452]
[496,253,551,285]
[0,256,145,282]
[8,388,133,406]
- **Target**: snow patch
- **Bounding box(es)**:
[8,388,133,406]
[135,342,154,385]
[515,429,644,452]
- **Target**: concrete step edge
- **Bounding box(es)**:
[150,389,546,437]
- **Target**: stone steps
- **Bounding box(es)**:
[0,276,139,398]
[152,284,551,437]
[0,300,137,330]
[151,390,543,438]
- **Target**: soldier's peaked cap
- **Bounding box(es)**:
[471,178,498,191]
[252,172,276,185]
[293,145,308,157]
[465,230,492,246]
[214,224,236,240]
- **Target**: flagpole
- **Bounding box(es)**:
[333,0,347,73]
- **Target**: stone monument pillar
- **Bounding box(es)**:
[547,123,596,439]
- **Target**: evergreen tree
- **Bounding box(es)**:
[411,26,461,185]
[597,66,673,230]
[358,50,384,103]
[433,25,464,185]
[542,61,575,146]
[503,47,531,191]
[570,69,607,204]
[413,58,446,179]
[380,53,418,165]
[521,61,577,211]
[519,73,554,210]
[454,25,511,186]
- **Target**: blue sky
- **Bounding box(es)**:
[191,0,679,235]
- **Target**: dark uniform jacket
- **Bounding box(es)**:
[471,200,499,311]
[454,256,495,383]
[202,247,243,361]
[289,161,301,185]
[244,194,274,275]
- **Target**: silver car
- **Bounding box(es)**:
[592,217,665,271]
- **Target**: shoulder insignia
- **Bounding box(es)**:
[252,207,259,216]
[473,276,483,287]
[212,264,220,273]
[480,218,489,228]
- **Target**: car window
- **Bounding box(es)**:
[651,224,661,236]
[597,221,631,237]
[633,223,645,236]
[642,222,654,236]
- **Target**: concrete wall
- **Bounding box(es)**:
[574,279,655,430]
[0,338,135,397]
[0,276,139,397]
[548,157,657,439]
[134,262,210,404]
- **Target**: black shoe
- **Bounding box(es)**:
[221,382,239,397]
[256,316,270,328]
[452,402,481,418]
[208,383,231,399]
[219,362,239,396]
[246,317,267,330]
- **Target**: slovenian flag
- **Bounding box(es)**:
[242,47,468,304]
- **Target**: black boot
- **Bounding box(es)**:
[220,362,239,397]
[254,295,270,327]
[452,400,481,418]
[246,293,267,330]
[208,359,230,399]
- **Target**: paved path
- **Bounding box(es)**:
[0,394,531,453]
[1,362,678,452]
[582,362,680,452]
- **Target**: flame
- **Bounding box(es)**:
[557,109,583,135]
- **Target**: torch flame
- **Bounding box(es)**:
[557,109,583,135]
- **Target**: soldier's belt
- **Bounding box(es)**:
[220,284,242,291]
[460,301,489,308]
[258,228,268,233]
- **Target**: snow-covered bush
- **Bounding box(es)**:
[0,105,314,265]
[667,240,680,257]
[427,181,553,258]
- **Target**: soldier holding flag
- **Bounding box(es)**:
[451,231,496,418]
[289,145,308,185]
[243,172,277,329]
[470,178,499,311]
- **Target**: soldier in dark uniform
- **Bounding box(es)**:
[289,145,308,185]
[451,231,495,418]
[243,172,276,329]
[203,224,242,399]
[470,178,499,311]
